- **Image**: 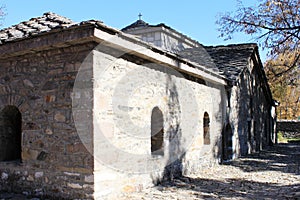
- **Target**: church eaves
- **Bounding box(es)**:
[0,12,228,85]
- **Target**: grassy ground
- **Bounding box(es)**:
[277,131,300,143]
[287,138,300,143]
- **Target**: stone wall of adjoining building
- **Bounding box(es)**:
[0,42,97,199]
[230,59,273,158]
[277,121,300,138]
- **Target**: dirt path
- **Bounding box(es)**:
[121,143,300,200]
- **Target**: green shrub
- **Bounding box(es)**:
[277,131,288,143]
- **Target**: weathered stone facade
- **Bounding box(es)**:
[0,42,96,198]
[179,45,275,161]
[0,13,275,199]
[229,56,274,156]
[123,20,276,162]
[88,44,228,198]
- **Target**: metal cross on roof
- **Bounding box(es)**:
[138,13,142,20]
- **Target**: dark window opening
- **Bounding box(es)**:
[151,107,164,156]
[227,91,231,108]
[203,112,210,145]
[222,124,233,161]
[0,106,22,162]
[248,120,251,141]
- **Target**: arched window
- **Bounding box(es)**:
[151,107,164,156]
[203,112,210,145]
[0,106,22,161]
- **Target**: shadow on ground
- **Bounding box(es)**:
[157,143,300,199]
[226,143,300,175]
[158,176,300,199]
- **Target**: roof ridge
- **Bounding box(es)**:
[121,19,149,31]
[204,43,257,49]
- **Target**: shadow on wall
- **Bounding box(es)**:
[212,123,234,164]
[211,87,230,164]
[162,74,184,182]
[212,136,222,164]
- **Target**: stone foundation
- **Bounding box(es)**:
[277,121,300,138]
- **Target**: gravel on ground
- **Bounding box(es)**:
[1,143,299,200]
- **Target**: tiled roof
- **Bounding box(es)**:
[0,13,257,84]
[0,12,76,44]
[205,44,256,81]
[178,46,221,75]
[121,19,149,31]
[121,19,172,32]
[122,19,174,32]
[180,44,257,81]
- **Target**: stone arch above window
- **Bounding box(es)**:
[203,112,210,145]
[151,107,164,156]
[0,105,22,162]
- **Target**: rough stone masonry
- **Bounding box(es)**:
[0,42,97,198]
[0,12,276,199]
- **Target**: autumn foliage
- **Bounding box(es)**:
[217,0,300,120]
[265,51,300,119]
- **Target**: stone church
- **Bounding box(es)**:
[0,13,276,199]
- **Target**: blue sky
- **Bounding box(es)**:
[0,0,266,60]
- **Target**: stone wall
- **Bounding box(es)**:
[277,121,300,138]
[0,35,228,199]
[91,49,227,198]
[230,58,273,157]
[0,42,97,199]
[0,33,274,199]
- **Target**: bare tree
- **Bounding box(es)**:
[217,0,300,76]
[0,4,5,26]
